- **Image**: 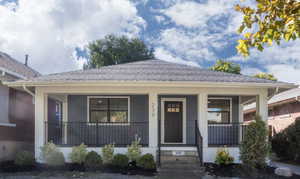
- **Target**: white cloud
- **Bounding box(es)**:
[0,0,145,74]
[242,67,262,76]
[163,1,238,28]
[266,65,300,84]
[154,47,199,67]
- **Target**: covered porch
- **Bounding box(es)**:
[35,85,268,163]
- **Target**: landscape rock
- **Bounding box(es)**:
[275,167,293,177]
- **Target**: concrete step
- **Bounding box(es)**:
[160,155,199,163]
[160,150,198,157]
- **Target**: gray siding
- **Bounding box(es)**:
[159,95,197,145]
[0,84,9,123]
[66,95,149,146]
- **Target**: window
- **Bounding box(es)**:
[167,103,181,112]
[88,97,129,123]
[208,98,231,124]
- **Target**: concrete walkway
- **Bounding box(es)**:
[270,161,300,175]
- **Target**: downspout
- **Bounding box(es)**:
[23,84,35,103]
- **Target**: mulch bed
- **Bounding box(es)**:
[204,163,300,179]
[0,160,156,177]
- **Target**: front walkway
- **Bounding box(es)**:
[270,161,300,175]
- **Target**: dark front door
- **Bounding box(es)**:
[164,101,183,143]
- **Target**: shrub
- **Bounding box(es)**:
[69,143,88,164]
[215,148,234,166]
[15,151,35,167]
[102,144,114,164]
[127,136,142,162]
[240,115,270,168]
[137,153,156,170]
[271,118,300,161]
[112,154,129,168]
[40,142,65,167]
[85,151,102,169]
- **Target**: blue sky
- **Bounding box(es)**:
[0,0,299,83]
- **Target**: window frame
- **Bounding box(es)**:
[207,97,233,125]
[87,96,130,125]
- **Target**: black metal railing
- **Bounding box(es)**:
[45,121,149,147]
[195,120,203,165]
[208,123,247,146]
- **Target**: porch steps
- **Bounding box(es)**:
[158,149,205,178]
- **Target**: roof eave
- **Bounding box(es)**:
[3,80,297,89]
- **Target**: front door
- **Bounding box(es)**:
[164,101,183,143]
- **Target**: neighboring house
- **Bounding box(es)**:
[244,87,300,136]
[0,52,40,161]
[5,59,295,164]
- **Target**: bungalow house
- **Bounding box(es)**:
[244,87,300,136]
[5,59,296,164]
[0,52,40,161]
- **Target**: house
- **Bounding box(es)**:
[0,52,40,161]
[244,87,300,136]
[5,59,296,164]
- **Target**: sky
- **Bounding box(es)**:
[0,0,299,83]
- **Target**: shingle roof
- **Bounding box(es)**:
[7,59,294,87]
[0,52,40,79]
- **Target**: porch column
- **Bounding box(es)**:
[62,95,68,144]
[198,93,208,148]
[149,93,158,148]
[35,88,48,161]
[256,90,268,122]
[239,96,244,143]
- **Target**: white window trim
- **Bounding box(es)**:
[161,98,187,145]
[87,96,130,125]
[207,97,233,125]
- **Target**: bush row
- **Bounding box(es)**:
[271,118,300,161]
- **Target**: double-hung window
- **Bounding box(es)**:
[88,96,130,123]
[207,98,232,124]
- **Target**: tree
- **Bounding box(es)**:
[210,60,241,74]
[254,73,277,81]
[240,115,270,168]
[235,0,300,56]
[85,35,154,69]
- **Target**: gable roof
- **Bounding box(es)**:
[0,52,40,80]
[244,87,300,113]
[5,59,295,88]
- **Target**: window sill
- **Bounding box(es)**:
[0,123,16,127]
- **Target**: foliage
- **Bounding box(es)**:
[210,60,241,74]
[69,143,88,164]
[85,34,154,69]
[240,115,270,168]
[235,0,300,56]
[112,154,129,168]
[40,142,65,166]
[102,144,114,164]
[272,118,300,161]
[85,151,102,169]
[127,136,142,162]
[137,154,156,170]
[15,151,35,167]
[254,73,277,81]
[215,148,234,166]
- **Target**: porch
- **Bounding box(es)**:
[35,86,268,163]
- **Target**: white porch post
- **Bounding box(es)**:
[198,93,208,148]
[62,95,68,144]
[148,93,158,149]
[239,96,244,142]
[257,90,268,122]
[35,88,48,161]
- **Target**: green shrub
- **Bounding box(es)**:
[112,154,129,168]
[69,143,88,164]
[240,115,270,168]
[85,151,102,169]
[15,151,35,167]
[215,148,234,166]
[137,153,156,170]
[40,142,65,166]
[271,118,300,161]
[102,144,114,164]
[127,137,142,162]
